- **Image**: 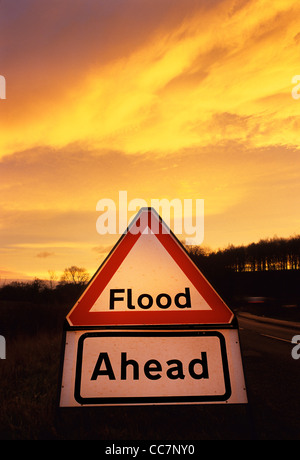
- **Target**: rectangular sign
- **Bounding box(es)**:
[59,329,247,406]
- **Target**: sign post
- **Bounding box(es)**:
[59,208,247,407]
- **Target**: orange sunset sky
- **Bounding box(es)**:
[1,0,300,281]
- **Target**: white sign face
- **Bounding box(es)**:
[90,232,212,313]
[59,329,247,406]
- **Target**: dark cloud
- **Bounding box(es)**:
[36,251,55,258]
[1,0,223,85]
[0,208,96,246]
[92,244,114,255]
[0,269,33,281]
[1,0,198,70]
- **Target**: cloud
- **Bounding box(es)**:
[0,143,251,221]
[1,0,300,278]
[1,0,300,157]
[1,140,299,245]
[0,269,33,282]
[0,208,97,246]
[1,139,299,276]
[36,251,55,259]
[92,245,114,255]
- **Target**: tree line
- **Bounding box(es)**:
[0,266,89,304]
[187,235,300,273]
[1,234,299,305]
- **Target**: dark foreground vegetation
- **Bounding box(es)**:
[0,280,84,338]
[0,236,299,439]
[0,280,251,440]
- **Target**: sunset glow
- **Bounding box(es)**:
[1,0,300,280]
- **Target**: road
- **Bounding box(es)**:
[237,314,300,439]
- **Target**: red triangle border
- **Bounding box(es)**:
[67,208,234,327]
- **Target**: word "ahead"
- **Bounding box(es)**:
[91,351,209,381]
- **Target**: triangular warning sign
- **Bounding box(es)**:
[67,208,234,327]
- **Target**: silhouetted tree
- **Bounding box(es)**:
[60,266,90,285]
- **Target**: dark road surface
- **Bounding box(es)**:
[237,314,300,439]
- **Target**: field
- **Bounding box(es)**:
[0,272,299,440]
[0,330,253,440]
[0,299,255,440]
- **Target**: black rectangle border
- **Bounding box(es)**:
[74,331,232,405]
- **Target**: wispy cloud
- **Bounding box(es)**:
[2,0,300,157]
[36,252,55,259]
[92,244,114,255]
[1,0,300,278]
